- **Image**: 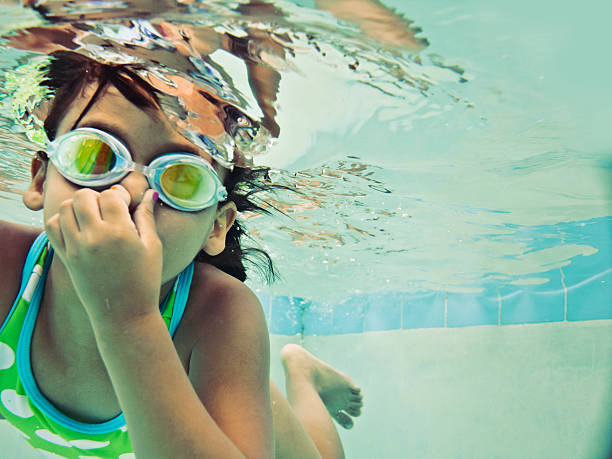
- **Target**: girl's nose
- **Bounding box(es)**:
[115,171,150,213]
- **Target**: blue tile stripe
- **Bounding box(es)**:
[566,268,612,321]
[256,216,611,335]
[259,267,612,335]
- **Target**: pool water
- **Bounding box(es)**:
[0,0,610,458]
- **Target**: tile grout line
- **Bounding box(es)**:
[399,294,404,330]
[299,299,306,342]
[560,268,568,321]
[361,301,366,333]
[444,292,448,328]
[559,228,568,322]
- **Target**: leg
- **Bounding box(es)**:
[272,344,364,459]
[271,381,323,459]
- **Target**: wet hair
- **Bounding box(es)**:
[40,50,279,283]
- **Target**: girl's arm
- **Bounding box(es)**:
[92,283,273,459]
[44,188,274,458]
[187,279,274,459]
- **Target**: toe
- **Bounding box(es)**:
[347,406,361,417]
[333,410,354,430]
[349,400,363,409]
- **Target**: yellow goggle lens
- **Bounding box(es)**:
[160,163,214,203]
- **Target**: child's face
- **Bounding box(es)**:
[29,81,236,283]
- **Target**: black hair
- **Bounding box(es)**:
[40,50,281,283]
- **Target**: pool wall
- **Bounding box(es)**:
[259,215,611,335]
[259,264,611,336]
[261,223,611,458]
[270,321,612,459]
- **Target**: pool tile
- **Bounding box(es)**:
[562,225,612,320]
[499,271,565,324]
[332,296,366,334]
[364,292,402,332]
[567,269,612,321]
[269,296,308,335]
[400,291,445,329]
[303,300,334,335]
[500,289,564,324]
[447,290,498,327]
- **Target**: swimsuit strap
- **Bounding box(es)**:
[0,232,49,335]
[159,261,194,337]
[169,262,194,337]
[10,232,194,434]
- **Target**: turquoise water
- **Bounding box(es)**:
[0,1,610,458]
[248,0,612,301]
[0,0,610,301]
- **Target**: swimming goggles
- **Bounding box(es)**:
[47,127,228,212]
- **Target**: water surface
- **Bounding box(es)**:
[0,0,609,303]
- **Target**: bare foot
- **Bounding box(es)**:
[281,343,364,429]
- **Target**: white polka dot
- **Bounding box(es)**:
[70,439,110,449]
[119,454,136,459]
[36,449,66,458]
[120,425,128,432]
[1,389,33,418]
[0,342,15,370]
[35,429,72,447]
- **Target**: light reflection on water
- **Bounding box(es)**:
[0,0,610,302]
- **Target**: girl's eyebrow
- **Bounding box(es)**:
[78,120,210,161]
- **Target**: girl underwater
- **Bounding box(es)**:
[0,49,363,458]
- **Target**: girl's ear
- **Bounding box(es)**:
[23,152,48,211]
[202,201,238,256]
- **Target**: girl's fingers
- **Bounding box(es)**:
[58,199,80,252]
[71,188,102,230]
[110,185,131,207]
[45,212,66,255]
[133,189,159,246]
[98,186,134,226]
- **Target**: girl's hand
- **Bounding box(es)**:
[45,186,162,328]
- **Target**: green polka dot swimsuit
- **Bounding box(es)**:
[0,232,194,458]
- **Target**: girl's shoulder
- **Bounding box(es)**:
[191,262,266,328]
[0,221,43,323]
[175,261,269,354]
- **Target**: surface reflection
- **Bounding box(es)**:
[0,0,492,298]
[3,0,429,166]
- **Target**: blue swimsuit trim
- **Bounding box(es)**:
[15,232,194,435]
[168,261,194,338]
